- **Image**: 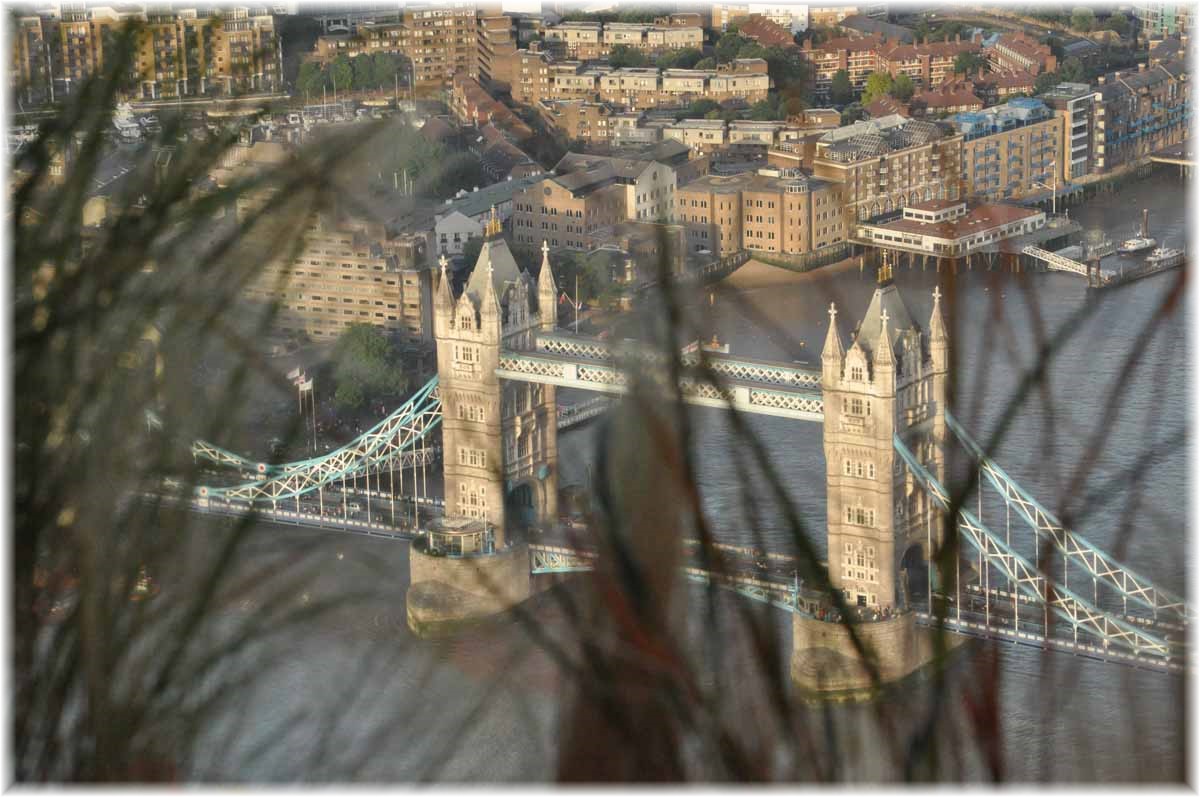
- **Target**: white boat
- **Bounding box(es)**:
[1118,208,1157,254]
[112,102,143,141]
[1144,246,1185,268]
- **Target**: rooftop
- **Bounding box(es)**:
[441,174,545,219]
[860,202,1041,241]
[818,116,945,162]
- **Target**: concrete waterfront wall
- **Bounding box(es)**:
[406,543,531,636]
[790,611,963,698]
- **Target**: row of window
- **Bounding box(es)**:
[458,447,487,468]
[842,459,877,479]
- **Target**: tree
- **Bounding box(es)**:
[862,71,894,104]
[1070,6,1095,32]
[1043,35,1066,60]
[829,69,854,105]
[331,325,410,411]
[737,42,768,60]
[748,97,782,120]
[1058,56,1085,83]
[350,54,374,90]
[657,47,703,70]
[296,61,326,97]
[890,73,915,101]
[694,56,717,70]
[330,54,353,93]
[371,52,400,89]
[716,32,748,63]
[1034,70,1061,94]
[1106,11,1130,37]
[678,98,721,119]
[608,44,648,69]
[840,101,865,125]
[459,235,484,268]
[954,52,987,75]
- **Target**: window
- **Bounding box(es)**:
[850,366,864,381]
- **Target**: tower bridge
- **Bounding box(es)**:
[186,216,1189,686]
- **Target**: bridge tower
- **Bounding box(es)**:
[410,218,560,634]
[820,258,948,614]
[432,215,560,546]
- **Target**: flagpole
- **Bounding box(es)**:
[574,274,579,333]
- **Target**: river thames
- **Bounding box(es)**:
[176,169,1188,782]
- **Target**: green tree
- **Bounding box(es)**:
[296,61,326,98]
[829,69,854,105]
[694,56,717,70]
[351,54,374,90]
[1034,70,1061,94]
[331,324,410,411]
[1106,11,1130,37]
[737,42,768,60]
[1058,56,1085,82]
[1043,35,1066,60]
[862,71,894,103]
[657,47,703,69]
[608,44,648,68]
[330,54,353,93]
[678,98,721,119]
[748,97,782,120]
[934,21,965,41]
[371,52,400,89]
[716,31,748,63]
[459,235,484,268]
[1070,6,1095,31]
[954,51,987,75]
[890,72,915,101]
[840,101,865,125]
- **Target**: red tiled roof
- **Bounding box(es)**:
[868,203,1040,240]
[739,14,796,49]
[864,96,909,118]
[913,87,982,109]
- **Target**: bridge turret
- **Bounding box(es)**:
[537,240,558,332]
[479,261,501,338]
[434,255,456,338]
[928,285,948,375]
[871,308,895,392]
[821,302,845,387]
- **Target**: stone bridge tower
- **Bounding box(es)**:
[432,215,560,548]
[820,261,948,613]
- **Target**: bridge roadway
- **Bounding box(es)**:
[496,332,825,422]
[175,492,1187,673]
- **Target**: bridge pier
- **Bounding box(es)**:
[790,611,966,698]
[407,526,531,636]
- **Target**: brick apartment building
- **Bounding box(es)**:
[673,167,845,256]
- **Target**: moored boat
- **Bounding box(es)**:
[1117,208,1157,254]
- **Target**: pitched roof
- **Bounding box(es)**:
[738,14,796,48]
[854,281,916,358]
[465,234,527,306]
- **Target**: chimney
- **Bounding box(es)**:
[1098,75,1106,84]
[955,33,961,43]
[1139,62,1146,71]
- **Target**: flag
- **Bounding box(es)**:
[299,378,314,393]
[286,367,301,381]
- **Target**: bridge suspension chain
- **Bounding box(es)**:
[894,434,1176,660]
[193,377,442,504]
[944,411,1192,623]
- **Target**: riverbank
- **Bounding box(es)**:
[723,255,861,290]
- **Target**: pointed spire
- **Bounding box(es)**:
[929,284,947,343]
[537,240,557,331]
[435,253,455,318]
[874,306,894,368]
[822,301,845,363]
[480,260,501,321]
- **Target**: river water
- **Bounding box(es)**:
[177,170,1189,782]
